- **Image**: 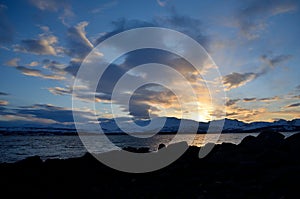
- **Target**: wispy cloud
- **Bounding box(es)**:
[95,9,209,48]
[42,59,66,74]
[91,1,118,14]
[243,98,256,102]
[26,61,39,67]
[64,21,94,59]
[48,86,72,95]
[5,58,19,66]
[29,0,74,26]
[0,92,9,96]
[13,29,59,55]
[0,4,13,44]
[285,103,300,108]
[156,0,169,7]
[223,72,258,90]
[0,100,8,106]
[233,0,297,39]
[223,53,293,90]
[260,54,293,70]
[16,66,65,80]
[226,106,268,122]
[225,98,240,106]
[29,0,65,11]
[0,103,95,125]
[258,96,280,102]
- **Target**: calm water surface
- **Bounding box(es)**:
[0,132,298,163]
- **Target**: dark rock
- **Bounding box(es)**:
[16,155,43,166]
[122,146,150,153]
[158,143,166,150]
[283,133,300,162]
[240,131,284,152]
[239,135,257,147]
[283,132,300,152]
[256,130,285,148]
[1,131,300,198]
[239,135,260,151]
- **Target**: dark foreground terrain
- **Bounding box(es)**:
[1,131,300,198]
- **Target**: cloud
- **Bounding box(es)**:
[290,85,300,99]
[48,86,72,95]
[65,21,93,59]
[64,13,211,119]
[96,50,209,118]
[225,98,240,106]
[16,66,65,80]
[157,0,169,7]
[95,10,209,48]
[5,58,20,66]
[0,4,13,44]
[0,104,89,125]
[47,86,111,103]
[291,95,300,100]
[243,98,256,102]
[258,96,280,102]
[16,104,75,123]
[29,0,66,11]
[42,59,66,74]
[0,100,8,106]
[91,1,118,14]
[29,0,74,25]
[0,92,9,96]
[121,84,179,119]
[66,48,210,119]
[233,0,297,39]
[223,72,258,90]
[14,34,58,55]
[27,61,39,67]
[156,8,209,48]
[260,54,293,72]
[223,53,292,90]
[225,105,270,122]
[95,18,156,45]
[285,103,300,108]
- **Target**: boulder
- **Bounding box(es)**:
[256,130,285,148]
[240,131,284,151]
[158,143,166,150]
[122,146,150,153]
[283,133,300,161]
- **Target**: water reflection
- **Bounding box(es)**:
[0,132,298,163]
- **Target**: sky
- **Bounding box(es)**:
[0,0,300,128]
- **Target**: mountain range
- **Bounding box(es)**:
[0,117,299,134]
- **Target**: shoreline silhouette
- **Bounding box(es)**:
[1,131,299,198]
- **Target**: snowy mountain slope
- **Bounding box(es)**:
[0,118,299,134]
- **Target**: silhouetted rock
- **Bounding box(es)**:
[17,155,43,166]
[256,130,285,148]
[240,131,284,153]
[1,132,300,198]
[158,143,166,150]
[283,132,300,152]
[123,146,150,153]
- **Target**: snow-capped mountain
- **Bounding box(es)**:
[0,117,299,134]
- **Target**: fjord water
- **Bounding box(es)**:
[0,132,298,163]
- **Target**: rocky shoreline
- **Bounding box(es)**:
[1,131,300,198]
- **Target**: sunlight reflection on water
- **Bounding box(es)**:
[0,132,298,163]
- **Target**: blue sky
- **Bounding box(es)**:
[0,0,299,127]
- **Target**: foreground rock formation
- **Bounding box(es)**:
[1,131,300,198]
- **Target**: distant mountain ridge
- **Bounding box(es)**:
[0,117,300,134]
